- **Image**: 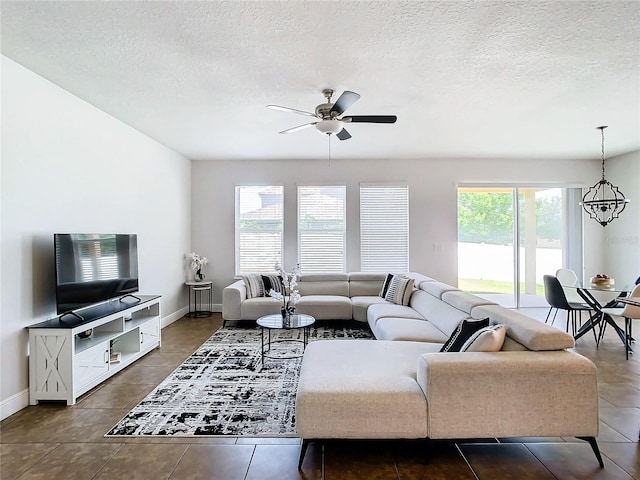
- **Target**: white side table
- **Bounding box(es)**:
[185,281,213,318]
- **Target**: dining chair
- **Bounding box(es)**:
[543,274,594,337]
[556,268,589,306]
[600,284,640,360]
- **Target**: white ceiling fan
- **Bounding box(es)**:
[267,89,397,141]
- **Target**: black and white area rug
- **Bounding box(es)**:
[105,323,373,437]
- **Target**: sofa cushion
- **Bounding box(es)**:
[348,272,386,297]
[461,324,506,352]
[373,318,449,343]
[241,274,265,298]
[298,274,349,296]
[441,290,496,315]
[296,295,352,320]
[404,272,437,289]
[296,340,440,439]
[351,296,390,322]
[471,304,575,351]
[384,276,415,305]
[367,303,424,328]
[501,336,528,351]
[240,296,282,319]
[440,318,490,352]
[409,290,471,336]
[420,281,460,299]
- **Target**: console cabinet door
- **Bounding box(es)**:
[74,342,110,389]
[140,319,160,351]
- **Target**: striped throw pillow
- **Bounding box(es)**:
[241,274,265,299]
[262,274,283,295]
[440,318,491,352]
[384,276,415,305]
[379,273,395,298]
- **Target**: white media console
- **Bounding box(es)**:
[28,295,161,405]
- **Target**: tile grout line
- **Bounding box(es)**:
[165,443,190,480]
[242,444,257,480]
[521,443,561,480]
[90,442,126,480]
[454,443,480,480]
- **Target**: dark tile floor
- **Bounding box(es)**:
[1,310,639,479]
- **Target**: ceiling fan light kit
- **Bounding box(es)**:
[581,126,630,227]
[267,88,397,141]
[316,119,343,135]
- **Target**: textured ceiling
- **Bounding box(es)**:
[1,1,639,161]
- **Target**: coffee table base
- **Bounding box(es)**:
[261,328,310,363]
[257,314,315,367]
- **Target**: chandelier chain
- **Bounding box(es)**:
[600,127,606,180]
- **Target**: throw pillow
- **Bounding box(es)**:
[241,274,265,299]
[262,274,283,295]
[384,276,415,306]
[440,317,491,352]
[461,324,506,352]
[379,273,395,298]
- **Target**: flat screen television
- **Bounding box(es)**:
[54,233,139,316]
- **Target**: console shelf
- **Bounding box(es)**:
[28,295,161,405]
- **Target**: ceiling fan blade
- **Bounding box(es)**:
[267,105,317,118]
[330,91,361,115]
[344,115,397,124]
[279,122,317,134]
[336,128,352,141]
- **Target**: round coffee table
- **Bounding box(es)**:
[256,313,316,364]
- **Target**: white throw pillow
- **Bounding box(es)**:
[461,324,506,352]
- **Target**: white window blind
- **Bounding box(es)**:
[298,186,346,273]
[360,184,409,272]
[236,186,283,274]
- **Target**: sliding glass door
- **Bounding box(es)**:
[458,186,571,308]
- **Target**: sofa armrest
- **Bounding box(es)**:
[416,351,598,439]
[222,280,246,320]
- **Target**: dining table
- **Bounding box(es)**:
[561,281,632,352]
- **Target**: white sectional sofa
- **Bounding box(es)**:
[221,272,603,469]
[222,272,433,324]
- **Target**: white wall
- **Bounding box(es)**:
[0,56,191,418]
[191,155,625,306]
[601,150,640,284]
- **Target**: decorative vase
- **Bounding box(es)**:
[281,305,295,327]
[194,269,205,282]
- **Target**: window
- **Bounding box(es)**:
[235,186,283,274]
[298,186,346,273]
[360,184,409,272]
[456,186,579,309]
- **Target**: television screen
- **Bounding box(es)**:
[54,233,139,314]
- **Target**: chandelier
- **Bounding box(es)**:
[581,126,629,227]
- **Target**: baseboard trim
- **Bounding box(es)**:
[162,307,189,328]
[1,388,29,421]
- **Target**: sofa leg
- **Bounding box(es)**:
[298,439,311,470]
[577,436,604,468]
[423,437,431,465]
